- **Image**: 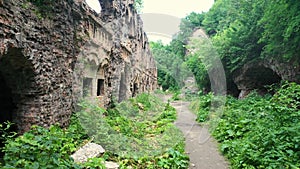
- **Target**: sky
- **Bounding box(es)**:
[142,0,214,43]
[86,0,101,13]
[143,0,214,18]
[85,0,214,43]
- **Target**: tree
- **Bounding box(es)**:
[150,41,192,90]
[259,0,300,62]
[134,0,143,13]
[202,0,240,36]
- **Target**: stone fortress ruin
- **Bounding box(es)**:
[0,0,157,133]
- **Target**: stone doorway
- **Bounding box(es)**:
[0,48,35,154]
[0,73,15,124]
[0,72,15,158]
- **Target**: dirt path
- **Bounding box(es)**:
[170,100,229,169]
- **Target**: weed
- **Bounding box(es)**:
[192,82,300,168]
[1,93,189,168]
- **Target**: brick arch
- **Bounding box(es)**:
[0,47,35,132]
[131,74,140,97]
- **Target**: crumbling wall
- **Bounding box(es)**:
[0,0,157,133]
[96,0,157,103]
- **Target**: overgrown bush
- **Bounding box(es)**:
[193,82,300,168]
[1,93,189,169]
[78,93,189,168]
[2,125,85,168]
[190,93,213,122]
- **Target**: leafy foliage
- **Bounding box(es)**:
[192,82,300,168]
[1,93,189,168]
[78,93,189,168]
[134,0,143,13]
[203,0,300,71]
[202,0,235,36]
[27,0,55,18]
[211,0,265,73]
[259,0,300,62]
[176,12,206,43]
[173,0,300,92]
[168,12,206,62]
[185,37,221,91]
[189,93,213,122]
[2,124,85,169]
[150,41,192,91]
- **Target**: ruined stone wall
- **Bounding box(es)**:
[93,0,157,103]
[0,0,157,133]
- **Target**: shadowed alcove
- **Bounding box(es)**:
[0,48,35,156]
[234,62,282,98]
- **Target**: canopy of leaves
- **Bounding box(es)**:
[134,0,143,13]
[205,0,300,72]
[150,41,192,91]
[259,0,300,62]
[152,0,300,94]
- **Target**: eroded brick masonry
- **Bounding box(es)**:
[0,0,157,133]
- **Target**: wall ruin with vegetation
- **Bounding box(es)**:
[0,0,157,133]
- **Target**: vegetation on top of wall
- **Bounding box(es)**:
[134,0,143,13]
[26,0,55,18]
[190,82,300,168]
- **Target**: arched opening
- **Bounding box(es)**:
[96,65,106,107]
[0,48,35,156]
[119,71,126,102]
[0,73,15,124]
[244,65,282,95]
[96,65,105,97]
[131,82,138,97]
[0,72,15,158]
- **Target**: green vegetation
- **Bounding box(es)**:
[150,0,300,168]
[191,82,300,168]
[205,0,299,89]
[0,93,189,169]
[153,2,300,167]
[155,0,300,93]
[134,0,143,13]
[189,93,213,122]
[150,41,192,91]
[27,0,55,18]
[79,93,189,168]
[1,119,87,168]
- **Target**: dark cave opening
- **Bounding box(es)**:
[245,65,282,95]
[0,73,16,158]
[0,73,15,125]
[0,48,35,157]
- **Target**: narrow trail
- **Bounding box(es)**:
[169,99,229,169]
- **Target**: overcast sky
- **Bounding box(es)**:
[142,0,214,43]
[143,0,214,18]
[85,0,214,43]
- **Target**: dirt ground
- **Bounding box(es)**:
[170,100,229,169]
